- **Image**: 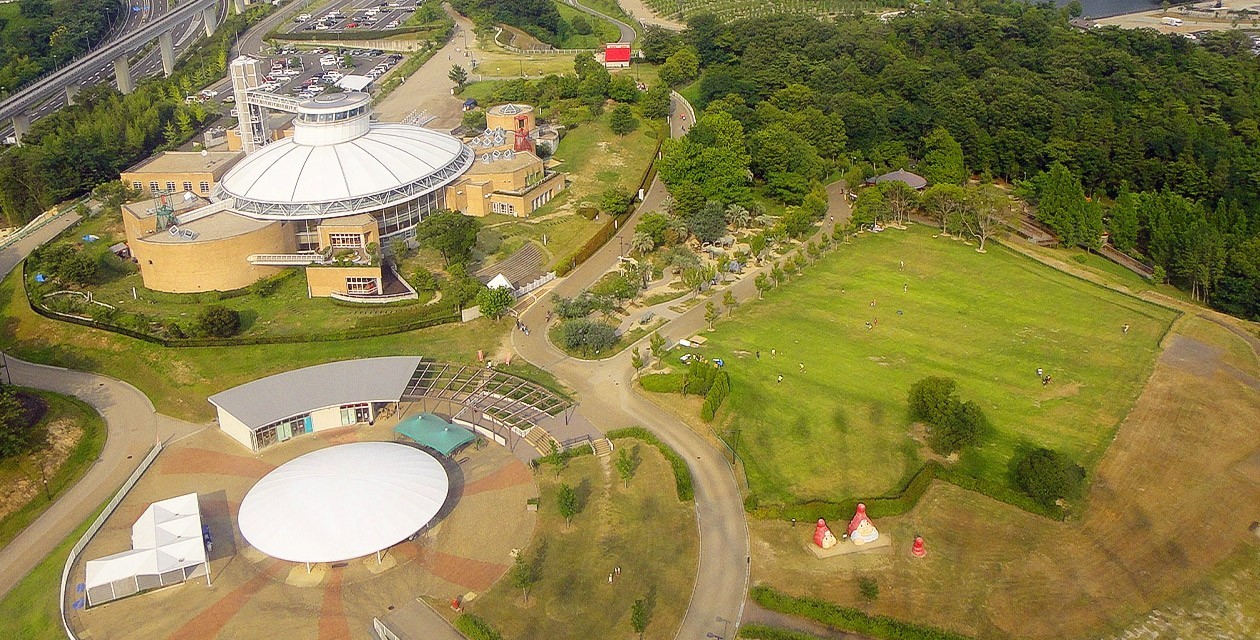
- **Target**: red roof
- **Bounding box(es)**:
[604,43,631,63]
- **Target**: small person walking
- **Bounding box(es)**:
[799,362,805,372]
[756,350,761,359]
[1122,323,1130,335]
[771,348,776,356]
[865,321,873,330]
[1042,375,1052,387]
[777,375,783,383]
[608,573,614,584]
[870,299,877,307]
[904,283,908,293]
[614,566,621,577]
[1036,367,1043,378]
[873,318,878,327]
[900,259,905,270]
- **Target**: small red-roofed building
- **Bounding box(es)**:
[603,42,632,68]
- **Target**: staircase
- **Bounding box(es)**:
[524,426,559,457]
[592,438,613,459]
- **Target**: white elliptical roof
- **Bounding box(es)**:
[238,442,449,564]
[218,92,472,218]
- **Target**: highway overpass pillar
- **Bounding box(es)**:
[65,83,80,105]
[233,0,246,15]
[113,56,134,95]
[11,114,29,146]
[202,6,219,37]
[159,31,176,77]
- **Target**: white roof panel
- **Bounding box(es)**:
[237,442,449,564]
[219,125,467,206]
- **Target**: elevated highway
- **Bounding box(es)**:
[1,0,242,144]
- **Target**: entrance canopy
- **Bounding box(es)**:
[238,442,449,564]
[394,413,475,456]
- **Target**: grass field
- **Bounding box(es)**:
[0,390,105,550]
[697,226,1177,505]
[466,441,697,639]
[0,267,512,422]
[643,0,907,21]
[749,313,1260,639]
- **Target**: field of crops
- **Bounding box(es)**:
[642,0,909,22]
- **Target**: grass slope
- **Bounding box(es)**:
[0,391,106,550]
[467,441,697,639]
[703,226,1176,504]
[0,268,513,422]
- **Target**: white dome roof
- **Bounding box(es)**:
[219,124,472,218]
[238,442,449,564]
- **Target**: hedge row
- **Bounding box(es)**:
[750,586,973,640]
[737,624,825,640]
[639,372,685,393]
[701,370,730,422]
[752,462,941,522]
[749,459,1066,523]
[453,613,503,640]
[606,427,694,501]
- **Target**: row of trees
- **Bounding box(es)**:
[650,6,1260,319]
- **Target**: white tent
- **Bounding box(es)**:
[238,442,449,566]
[85,493,208,606]
[487,273,513,291]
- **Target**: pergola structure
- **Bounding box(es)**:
[401,359,575,451]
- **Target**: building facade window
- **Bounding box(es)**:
[253,413,311,449]
[132,182,142,191]
[165,181,176,192]
[345,277,378,295]
[491,201,516,216]
[199,181,210,193]
[339,403,371,425]
[530,189,553,211]
[148,181,160,192]
[327,233,363,248]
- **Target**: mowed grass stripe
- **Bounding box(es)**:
[704,226,1176,504]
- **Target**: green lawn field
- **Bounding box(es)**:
[702,226,1177,505]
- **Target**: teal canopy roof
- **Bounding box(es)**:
[393,413,474,456]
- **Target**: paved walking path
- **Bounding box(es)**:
[0,206,204,599]
[506,92,843,639]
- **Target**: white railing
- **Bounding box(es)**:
[372,617,403,640]
[61,441,164,640]
[514,271,556,298]
[247,253,326,265]
[329,289,417,304]
[173,198,234,226]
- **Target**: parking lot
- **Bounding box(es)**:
[254,46,404,101]
[285,0,420,34]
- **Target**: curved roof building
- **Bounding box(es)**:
[218,93,473,220]
[120,57,566,298]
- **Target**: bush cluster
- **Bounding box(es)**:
[454,614,502,640]
[558,318,618,355]
[907,377,988,455]
[1012,447,1085,509]
[606,427,694,501]
[750,586,973,640]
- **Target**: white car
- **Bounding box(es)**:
[386,20,399,28]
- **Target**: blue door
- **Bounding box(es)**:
[303,416,313,433]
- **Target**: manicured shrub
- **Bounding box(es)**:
[701,370,731,422]
[1013,447,1085,508]
[196,305,242,338]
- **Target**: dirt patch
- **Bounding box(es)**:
[0,417,80,521]
[752,320,1260,639]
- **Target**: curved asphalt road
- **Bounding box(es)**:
[564,0,638,44]
[511,94,756,640]
[0,211,204,599]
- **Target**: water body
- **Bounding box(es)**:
[1056,0,1161,18]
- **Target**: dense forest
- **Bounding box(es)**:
[451,0,583,47]
[645,2,1260,319]
[0,6,272,226]
[0,0,121,94]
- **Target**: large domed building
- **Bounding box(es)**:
[120,57,565,299]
